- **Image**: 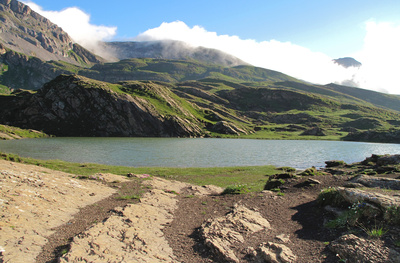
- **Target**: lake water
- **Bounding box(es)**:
[0,138,399,169]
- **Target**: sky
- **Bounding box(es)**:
[22,0,400,94]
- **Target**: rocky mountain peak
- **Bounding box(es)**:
[333,57,362,68]
[0,0,102,65]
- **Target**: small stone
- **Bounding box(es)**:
[275,234,290,243]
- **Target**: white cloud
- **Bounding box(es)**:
[23,1,117,54]
[136,21,400,94]
[136,21,356,88]
[352,21,400,94]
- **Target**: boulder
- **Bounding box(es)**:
[350,175,400,190]
[330,234,400,263]
[252,242,297,263]
[376,154,400,166]
[295,178,321,188]
[325,160,345,167]
[337,187,400,210]
[200,204,271,263]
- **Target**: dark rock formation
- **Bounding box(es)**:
[300,127,326,136]
[343,128,400,143]
[270,113,322,124]
[0,75,204,137]
[211,121,247,136]
[325,160,346,168]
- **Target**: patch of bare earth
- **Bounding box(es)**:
[163,174,348,262]
[0,160,142,263]
[2,157,400,262]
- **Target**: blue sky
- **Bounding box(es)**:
[23,0,400,57]
[23,0,400,94]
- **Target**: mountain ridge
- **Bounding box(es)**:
[102,40,249,67]
[0,0,103,65]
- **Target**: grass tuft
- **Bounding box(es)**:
[222,184,249,195]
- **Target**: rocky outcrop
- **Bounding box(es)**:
[200,203,272,262]
[211,121,248,136]
[0,75,205,137]
[334,187,400,223]
[270,113,322,124]
[330,234,400,263]
[301,127,326,136]
[250,242,297,263]
[350,175,400,190]
[337,187,400,210]
[344,129,400,143]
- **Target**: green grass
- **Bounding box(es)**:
[0,84,10,94]
[0,125,48,139]
[0,152,279,192]
[116,194,141,200]
[357,222,388,238]
[222,184,250,195]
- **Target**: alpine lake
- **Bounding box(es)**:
[0,137,399,169]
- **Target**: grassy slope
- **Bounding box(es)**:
[44,57,400,115]
[1,54,400,141]
[170,78,400,141]
[0,124,48,139]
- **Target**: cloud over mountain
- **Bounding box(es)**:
[22,1,117,55]
[21,2,400,94]
[135,21,356,86]
[136,21,400,94]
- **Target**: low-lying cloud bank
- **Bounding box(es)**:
[136,21,400,94]
[23,1,400,94]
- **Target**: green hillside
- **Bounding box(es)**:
[1,46,400,142]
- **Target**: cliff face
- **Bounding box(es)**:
[0,43,70,90]
[0,75,204,137]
